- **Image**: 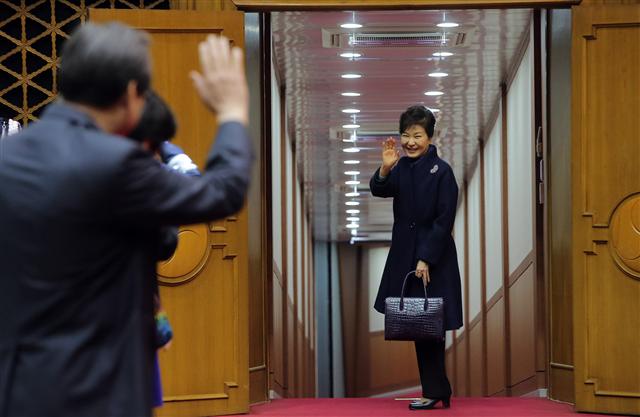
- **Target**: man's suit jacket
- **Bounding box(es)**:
[0,102,253,417]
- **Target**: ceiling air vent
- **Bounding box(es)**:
[322,27,474,49]
[330,123,448,143]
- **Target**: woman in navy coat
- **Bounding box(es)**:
[370,105,463,410]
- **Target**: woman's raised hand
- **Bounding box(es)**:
[380,137,400,177]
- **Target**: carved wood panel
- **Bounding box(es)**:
[572,3,640,415]
[90,9,249,416]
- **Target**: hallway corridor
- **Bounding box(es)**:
[248,397,608,416]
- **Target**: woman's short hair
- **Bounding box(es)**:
[399,105,436,138]
[128,91,176,149]
[59,22,151,108]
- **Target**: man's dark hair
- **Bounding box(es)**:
[59,22,151,108]
[128,91,177,150]
[399,105,436,138]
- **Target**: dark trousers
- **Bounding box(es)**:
[414,338,452,399]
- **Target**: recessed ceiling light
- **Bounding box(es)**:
[351,229,358,236]
[345,180,360,185]
[346,216,360,222]
[345,192,360,197]
[344,160,360,164]
[340,52,362,58]
[342,108,360,114]
[342,124,360,129]
[343,147,360,153]
[433,51,454,57]
[428,72,449,78]
[341,92,361,97]
[341,73,362,79]
[345,170,360,175]
[437,22,459,28]
[345,201,360,206]
[340,23,362,29]
[346,223,359,229]
[425,91,444,96]
[346,209,360,214]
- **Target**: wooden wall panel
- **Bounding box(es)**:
[249,371,268,405]
[276,83,290,398]
[487,299,506,396]
[296,321,304,397]
[550,366,575,403]
[338,244,360,397]
[446,349,455,389]
[286,302,295,396]
[511,375,539,397]
[246,12,270,405]
[547,7,575,404]
[338,244,419,397]
[572,3,640,414]
[435,15,541,400]
[307,221,316,396]
[455,335,468,397]
[271,268,285,393]
[509,264,536,387]
[269,62,317,401]
[301,219,308,397]
[291,163,299,397]
[469,323,484,397]
[368,334,420,396]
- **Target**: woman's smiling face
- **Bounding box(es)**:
[400,124,431,158]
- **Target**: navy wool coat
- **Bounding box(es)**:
[370,144,463,330]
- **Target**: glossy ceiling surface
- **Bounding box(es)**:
[271,9,532,241]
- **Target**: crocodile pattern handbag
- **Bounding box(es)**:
[384,271,445,341]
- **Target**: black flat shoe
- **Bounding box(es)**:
[408,397,450,410]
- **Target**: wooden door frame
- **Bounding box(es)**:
[90,8,250,416]
[246,0,581,404]
[232,0,579,11]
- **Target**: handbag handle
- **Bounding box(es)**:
[399,270,429,311]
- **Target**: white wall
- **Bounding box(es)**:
[315,242,331,397]
[368,246,390,333]
[484,106,504,300]
[330,242,345,397]
[467,164,482,321]
[446,331,454,349]
[304,221,310,339]
[271,59,283,272]
[507,41,535,274]
[286,120,295,302]
[297,182,303,319]
[453,194,466,333]
[449,29,534,345]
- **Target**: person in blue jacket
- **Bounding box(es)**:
[370,105,463,411]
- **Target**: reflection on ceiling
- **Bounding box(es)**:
[271,9,532,242]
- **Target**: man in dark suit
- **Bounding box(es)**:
[0,22,252,417]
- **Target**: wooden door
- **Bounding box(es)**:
[90,9,249,417]
[571,2,640,415]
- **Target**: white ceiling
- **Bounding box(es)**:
[271,9,532,242]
